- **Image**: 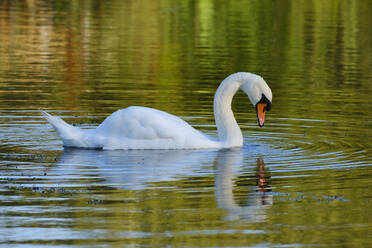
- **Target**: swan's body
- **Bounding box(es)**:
[43,107,220,149]
[43,72,272,150]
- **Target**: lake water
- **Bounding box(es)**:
[1,0,372,247]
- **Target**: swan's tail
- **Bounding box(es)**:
[41,111,84,147]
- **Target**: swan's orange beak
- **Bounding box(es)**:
[256,103,267,127]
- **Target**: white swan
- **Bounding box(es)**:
[42,72,272,150]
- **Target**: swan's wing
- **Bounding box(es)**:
[96,106,197,139]
[95,106,217,149]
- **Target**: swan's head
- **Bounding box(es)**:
[239,73,272,127]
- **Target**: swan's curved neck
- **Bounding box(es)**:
[214,75,244,147]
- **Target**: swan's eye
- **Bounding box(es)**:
[257,94,271,112]
[264,102,271,112]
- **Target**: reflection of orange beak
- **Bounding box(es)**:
[256,103,267,127]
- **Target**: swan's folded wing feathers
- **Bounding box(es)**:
[129,107,190,140]
[96,106,188,140]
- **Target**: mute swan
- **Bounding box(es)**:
[42,72,272,150]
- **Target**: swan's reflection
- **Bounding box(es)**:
[215,150,272,221]
[54,147,272,221]
[55,148,219,189]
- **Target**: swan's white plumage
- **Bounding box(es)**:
[43,72,272,150]
[95,107,219,149]
[42,107,219,150]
